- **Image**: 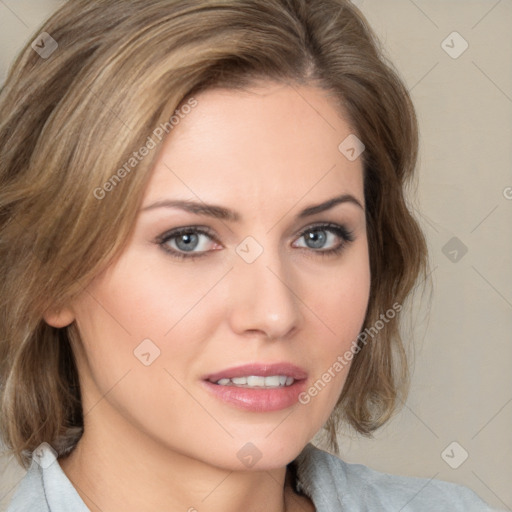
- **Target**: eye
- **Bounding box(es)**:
[292,222,355,257]
[155,222,355,260]
[156,226,219,260]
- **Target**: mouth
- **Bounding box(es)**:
[211,375,297,388]
[203,362,307,386]
[201,362,308,412]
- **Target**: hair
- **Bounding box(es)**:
[0,0,427,469]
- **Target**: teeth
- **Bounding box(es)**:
[247,376,266,387]
[214,375,296,388]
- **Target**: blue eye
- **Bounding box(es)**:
[294,223,355,257]
[156,227,218,260]
[156,223,355,260]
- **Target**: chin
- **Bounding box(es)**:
[202,432,313,472]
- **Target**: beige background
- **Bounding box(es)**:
[1,0,511,510]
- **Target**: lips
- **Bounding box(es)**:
[203,362,308,383]
[201,362,309,412]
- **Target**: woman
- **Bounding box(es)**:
[0,0,501,511]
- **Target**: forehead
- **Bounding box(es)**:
[142,82,364,215]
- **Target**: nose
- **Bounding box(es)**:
[227,246,303,341]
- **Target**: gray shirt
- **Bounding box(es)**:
[6,441,503,511]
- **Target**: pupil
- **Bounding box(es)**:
[176,233,198,251]
[307,230,326,249]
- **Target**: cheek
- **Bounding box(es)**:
[302,241,370,407]
[314,239,371,343]
[78,256,207,343]
[70,263,206,432]
[71,251,226,387]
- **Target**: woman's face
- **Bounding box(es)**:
[48,81,370,470]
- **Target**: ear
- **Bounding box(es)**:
[43,306,75,328]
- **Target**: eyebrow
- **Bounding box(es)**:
[141,193,364,222]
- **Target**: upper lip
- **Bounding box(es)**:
[203,363,308,382]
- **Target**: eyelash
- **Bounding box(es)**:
[155,222,355,261]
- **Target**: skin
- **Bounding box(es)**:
[45,81,370,512]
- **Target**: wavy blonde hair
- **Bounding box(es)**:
[0,0,427,469]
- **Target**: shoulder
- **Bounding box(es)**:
[5,443,88,512]
[293,443,500,512]
[5,459,49,512]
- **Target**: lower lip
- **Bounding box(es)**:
[202,379,307,412]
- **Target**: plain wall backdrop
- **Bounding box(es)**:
[1,0,511,510]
